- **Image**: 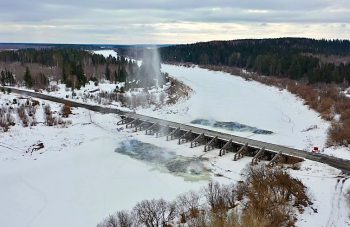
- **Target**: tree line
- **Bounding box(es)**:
[160,38,350,84]
[0,49,139,90]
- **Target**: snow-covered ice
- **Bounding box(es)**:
[137,65,329,151]
[1,50,350,227]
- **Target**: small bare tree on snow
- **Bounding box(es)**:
[176,191,201,223]
[132,199,176,227]
[97,211,133,227]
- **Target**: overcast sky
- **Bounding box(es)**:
[0,0,349,44]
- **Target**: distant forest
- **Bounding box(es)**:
[160,38,350,84]
[0,48,162,90]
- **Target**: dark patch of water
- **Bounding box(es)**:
[115,139,210,181]
[190,119,273,135]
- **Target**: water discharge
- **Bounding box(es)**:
[138,48,165,88]
[115,139,210,181]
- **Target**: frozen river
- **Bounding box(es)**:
[139,64,330,151]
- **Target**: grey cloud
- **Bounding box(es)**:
[0,1,347,24]
[0,0,349,43]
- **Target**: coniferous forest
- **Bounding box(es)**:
[160,38,350,84]
[0,48,139,89]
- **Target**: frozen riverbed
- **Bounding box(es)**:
[138,64,330,152]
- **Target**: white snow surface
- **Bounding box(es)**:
[93,50,118,59]
[95,50,331,153]
[1,50,350,226]
[0,95,207,227]
[141,64,330,152]
[0,94,348,227]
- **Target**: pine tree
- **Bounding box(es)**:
[75,63,86,88]
[105,64,111,81]
[6,71,15,85]
[119,68,127,83]
[114,70,118,83]
[1,71,5,86]
[24,67,33,88]
[70,62,86,89]
[62,65,68,84]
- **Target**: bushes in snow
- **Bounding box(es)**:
[97,166,311,227]
[17,101,39,127]
[1,98,39,130]
[0,107,14,131]
[237,166,311,227]
[44,105,55,126]
[0,96,74,132]
[44,104,70,127]
[61,102,72,118]
[17,106,29,127]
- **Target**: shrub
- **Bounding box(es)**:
[17,106,29,127]
[238,166,311,227]
[61,103,72,118]
[0,107,11,131]
[31,99,40,106]
[327,121,350,146]
[44,105,56,126]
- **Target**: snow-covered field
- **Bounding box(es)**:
[0,94,208,227]
[93,50,118,59]
[0,92,350,227]
[1,50,349,227]
[0,92,349,227]
[42,81,130,111]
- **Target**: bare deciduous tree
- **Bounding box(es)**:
[133,199,176,227]
[97,211,133,227]
[176,191,201,223]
